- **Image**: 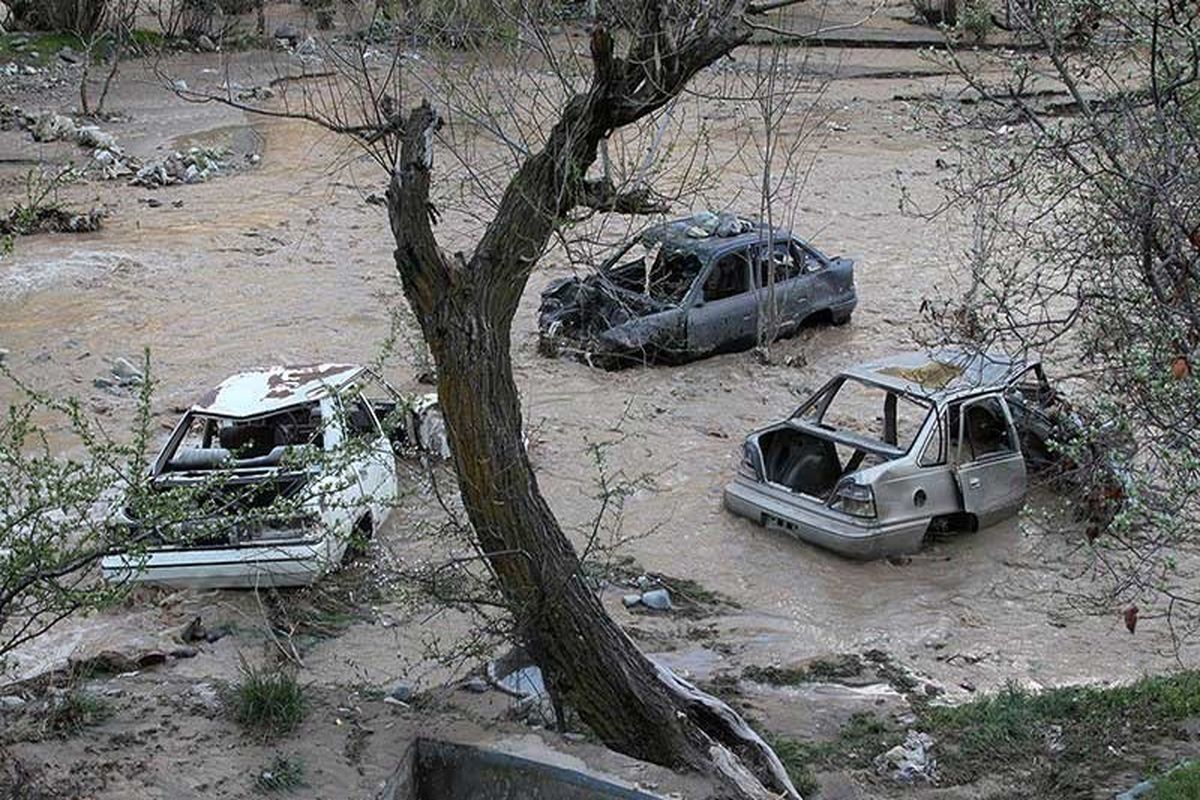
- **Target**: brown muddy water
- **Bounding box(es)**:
[0,44,1190,711]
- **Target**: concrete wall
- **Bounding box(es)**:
[378,738,665,800]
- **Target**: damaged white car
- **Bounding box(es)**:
[725,350,1093,559]
[100,364,447,588]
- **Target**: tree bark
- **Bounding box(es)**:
[383,12,803,799]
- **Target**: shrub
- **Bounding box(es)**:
[230,660,307,738]
[957,0,993,41]
[9,0,109,35]
[911,0,957,26]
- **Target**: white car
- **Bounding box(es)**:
[100,364,445,589]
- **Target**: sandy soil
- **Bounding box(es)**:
[0,6,1193,799]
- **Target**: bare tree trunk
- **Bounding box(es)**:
[387,92,799,800]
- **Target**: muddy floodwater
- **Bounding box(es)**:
[0,30,1193,798]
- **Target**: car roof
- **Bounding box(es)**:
[842,349,1035,403]
[192,363,364,418]
[640,217,797,256]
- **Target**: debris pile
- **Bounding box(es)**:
[131,146,230,188]
[93,356,144,393]
[0,205,104,236]
[684,209,755,239]
[1,106,246,186]
[874,730,937,784]
[621,575,674,611]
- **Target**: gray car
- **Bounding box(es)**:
[725,350,1076,559]
[538,214,857,367]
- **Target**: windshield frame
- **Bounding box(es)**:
[789,375,936,457]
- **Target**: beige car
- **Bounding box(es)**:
[725,350,1065,559]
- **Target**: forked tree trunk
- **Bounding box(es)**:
[382,13,803,799]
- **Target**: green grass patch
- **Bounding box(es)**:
[230,660,307,738]
[255,754,306,793]
[759,671,1200,798]
[923,671,1200,791]
[0,32,83,64]
[1151,761,1200,800]
[765,734,821,797]
[744,654,865,686]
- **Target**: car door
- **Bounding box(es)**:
[686,249,757,353]
[339,387,398,527]
[953,394,1027,526]
[755,240,808,337]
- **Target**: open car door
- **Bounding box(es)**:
[954,394,1027,527]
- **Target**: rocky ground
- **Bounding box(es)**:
[0,2,1197,798]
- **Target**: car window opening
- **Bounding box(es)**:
[603,242,704,305]
[166,403,323,473]
[704,253,751,301]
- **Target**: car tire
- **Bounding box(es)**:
[830,309,852,326]
[344,514,374,563]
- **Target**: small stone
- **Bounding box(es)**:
[172,79,188,93]
[295,36,318,56]
[204,625,231,643]
[923,682,942,697]
[111,356,144,386]
[93,376,116,390]
[0,695,25,710]
[622,594,642,608]
[462,677,488,693]
[640,588,672,611]
[146,197,162,208]
[383,695,407,706]
[959,680,976,692]
[387,682,414,703]
[58,47,81,64]
[0,347,8,363]
[196,34,217,52]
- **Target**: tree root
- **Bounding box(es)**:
[654,663,800,799]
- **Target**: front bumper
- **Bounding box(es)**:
[101,539,332,589]
[724,478,928,560]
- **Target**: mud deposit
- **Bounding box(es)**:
[0,13,1193,800]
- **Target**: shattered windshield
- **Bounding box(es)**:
[602,241,704,305]
[163,404,324,473]
[796,377,932,453]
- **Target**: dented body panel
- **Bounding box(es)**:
[724,350,1076,559]
[538,216,857,367]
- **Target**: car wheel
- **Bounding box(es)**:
[830,309,852,326]
[344,514,374,563]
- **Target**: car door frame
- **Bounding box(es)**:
[752,239,809,339]
[684,247,758,353]
[333,384,398,534]
[953,393,1028,527]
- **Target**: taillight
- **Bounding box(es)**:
[738,441,763,481]
[829,480,876,518]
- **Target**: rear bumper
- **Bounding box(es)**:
[101,539,332,589]
[724,478,927,560]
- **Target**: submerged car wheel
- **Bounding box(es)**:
[344,514,374,563]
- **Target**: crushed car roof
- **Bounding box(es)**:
[844,349,1033,402]
[192,364,363,417]
[639,218,796,255]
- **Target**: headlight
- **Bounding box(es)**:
[829,480,876,518]
[738,441,763,480]
[250,514,321,541]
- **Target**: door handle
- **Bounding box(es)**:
[968,477,981,489]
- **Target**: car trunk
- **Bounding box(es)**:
[756,427,843,499]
